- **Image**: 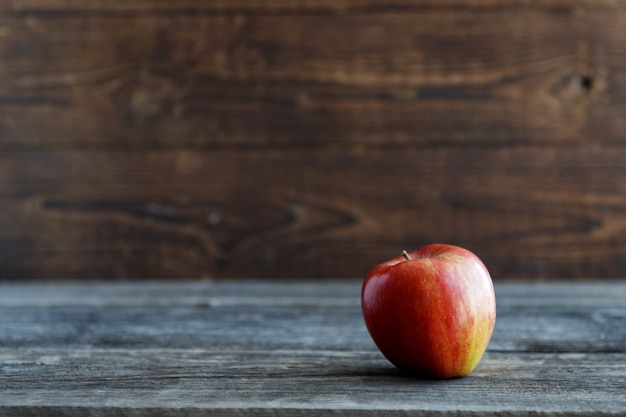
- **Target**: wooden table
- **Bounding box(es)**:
[0,280,624,416]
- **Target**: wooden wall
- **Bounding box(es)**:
[1,1,626,280]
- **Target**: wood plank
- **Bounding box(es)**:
[3,3,626,280]
[0,282,624,353]
[1,10,625,149]
[1,149,626,279]
[3,0,626,13]
[0,349,625,416]
[1,302,624,353]
[2,280,625,307]
[0,281,625,416]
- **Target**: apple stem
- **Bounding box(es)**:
[402,250,411,260]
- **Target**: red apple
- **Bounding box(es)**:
[361,244,496,379]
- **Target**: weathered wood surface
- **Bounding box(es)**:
[2,1,626,279]
[0,281,625,416]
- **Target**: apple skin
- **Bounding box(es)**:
[361,244,496,379]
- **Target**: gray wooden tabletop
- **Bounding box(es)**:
[0,280,625,416]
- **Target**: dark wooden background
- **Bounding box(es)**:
[1,0,626,280]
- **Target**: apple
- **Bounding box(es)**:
[361,244,496,379]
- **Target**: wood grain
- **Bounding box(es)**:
[1,349,625,416]
[1,149,625,279]
[2,1,626,279]
[0,281,625,416]
[3,0,626,12]
[1,281,625,353]
[1,9,624,150]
